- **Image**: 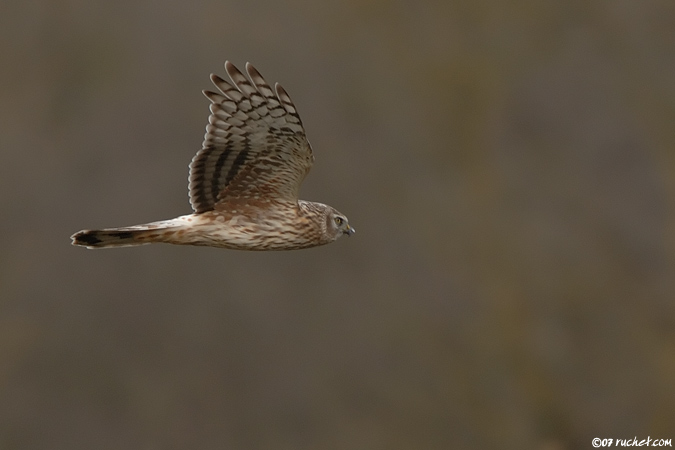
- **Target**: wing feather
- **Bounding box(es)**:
[189,62,313,214]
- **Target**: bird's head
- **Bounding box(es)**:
[326,207,355,241]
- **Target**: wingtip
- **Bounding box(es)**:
[245,62,263,80]
[224,60,237,75]
[275,82,289,100]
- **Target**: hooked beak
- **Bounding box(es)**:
[344,225,355,237]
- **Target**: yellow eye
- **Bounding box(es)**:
[334,217,344,226]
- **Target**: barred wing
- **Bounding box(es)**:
[189,61,313,213]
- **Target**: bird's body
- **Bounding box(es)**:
[71,61,353,250]
[76,201,339,250]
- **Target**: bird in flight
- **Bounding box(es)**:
[71,61,354,250]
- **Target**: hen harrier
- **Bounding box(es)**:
[71,61,354,250]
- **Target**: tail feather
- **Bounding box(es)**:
[71,228,155,248]
[72,216,195,249]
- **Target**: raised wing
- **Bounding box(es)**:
[188,61,313,214]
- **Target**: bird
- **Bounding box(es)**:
[71,61,354,251]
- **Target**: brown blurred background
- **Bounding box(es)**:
[1,1,674,449]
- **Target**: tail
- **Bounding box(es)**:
[71,228,148,248]
[71,220,183,249]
